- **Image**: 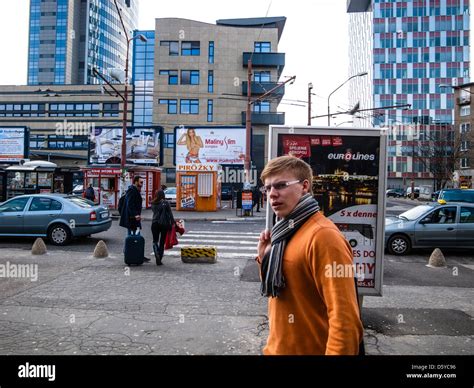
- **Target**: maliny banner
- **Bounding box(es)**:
[174,126,246,165]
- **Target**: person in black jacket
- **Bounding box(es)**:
[151,189,174,266]
[119,176,150,262]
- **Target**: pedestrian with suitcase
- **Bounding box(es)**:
[151,189,175,265]
[119,176,150,264]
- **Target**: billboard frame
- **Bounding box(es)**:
[268,125,387,297]
[0,126,29,163]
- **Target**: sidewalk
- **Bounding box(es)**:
[110,202,267,222]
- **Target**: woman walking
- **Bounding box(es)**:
[151,189,174,265]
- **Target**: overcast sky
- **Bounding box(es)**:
[1,1,470,127]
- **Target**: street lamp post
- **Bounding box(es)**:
[308,83,313,126]
[112,0,147,196]
[327,72,368,126]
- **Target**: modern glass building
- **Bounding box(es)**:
[348,0,470,188]
[132,30,155,126]
[28,0,139,85]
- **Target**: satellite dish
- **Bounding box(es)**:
[109,68,125,83]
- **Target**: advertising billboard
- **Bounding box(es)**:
[89,126,162,165]
[174,126,246,165]
[270,126,386,296]
[0,127,28,162]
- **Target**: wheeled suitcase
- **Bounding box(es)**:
[124,229,145,266]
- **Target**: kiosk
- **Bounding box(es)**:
[82,165,161,209]
[176,164,221,211]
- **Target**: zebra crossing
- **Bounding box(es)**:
[157,230,261,259]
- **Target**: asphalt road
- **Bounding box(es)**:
[0,198,472,356]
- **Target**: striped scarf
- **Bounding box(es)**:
[261,193,320,298]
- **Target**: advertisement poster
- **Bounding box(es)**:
[180,175,196,209]
[271,127,386,295]
[0,127,27,162]
[174,126,246,165]
[89,126,162,165]
[100,191,116,209]
[242,192,253,210]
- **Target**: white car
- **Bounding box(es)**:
[164,187,176,206]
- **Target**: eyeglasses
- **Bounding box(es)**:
[264,180,302,192]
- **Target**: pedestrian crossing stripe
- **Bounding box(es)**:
[181,246,217,258]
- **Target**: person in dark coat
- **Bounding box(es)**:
[84,184,96,202]
[253,185,261,212]
[151,189,174,266]
[119,176,150,262]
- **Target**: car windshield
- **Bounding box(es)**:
[398,205,434,220]
[66,196,95,208]
[165,188,176,194]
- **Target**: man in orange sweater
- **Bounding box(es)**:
[257,156,363,355]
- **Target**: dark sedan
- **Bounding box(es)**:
[0,194,112,245]
[385,202,474,255]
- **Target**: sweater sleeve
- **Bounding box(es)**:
[309,227,363,355]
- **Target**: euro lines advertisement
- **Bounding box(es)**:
[0,127,27,162]
[278,134,380,288]
[174,126,246,165]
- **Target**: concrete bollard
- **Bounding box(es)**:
[426,248,447,268]
[31,238,47,255]
[93,240,109,258]
[181,246,217,264]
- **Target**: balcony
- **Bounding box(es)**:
[241,111,285,126]
[241,81,284,97]
[243,52,285,75]
[457,96,471,105]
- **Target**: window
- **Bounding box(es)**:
[460,123,471,133]
[254,71,271,83]
[180,99,199,114]
[181,70,200,85]
[460,207,474,223]
[207,100,213,122]
[253,101,270,113]
[28,197,62,212]
[0,197,29,212]
[159,99,177,114]
[103,103,119,117]
[254,42,271,53]
[208,41,214,64]
[460,106,471,116]
[159,70,178,85]
[181,41,200,56]
[461,158,470,168]
[164,133,175,148]
[461,141,470,151]
[160,41,179,56]
[208,70,214,93]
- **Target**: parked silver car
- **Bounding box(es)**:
[164,187,176,206]
[0,194,112,245]
[385,202,474,255]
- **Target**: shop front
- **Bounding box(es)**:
[82,166,161,209]
[5,161,58,199]
[176,164,221,212]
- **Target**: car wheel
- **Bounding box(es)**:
[387,234,411,255]
[48,224,72,246]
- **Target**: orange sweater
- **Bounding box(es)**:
[262,212,363,355]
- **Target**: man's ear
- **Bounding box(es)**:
[302,179,310,193]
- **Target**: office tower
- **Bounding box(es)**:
[28,0,138,85]
[348,0,470,188]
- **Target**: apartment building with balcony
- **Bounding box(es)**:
[133,17,286,184]
[453,82,474,187]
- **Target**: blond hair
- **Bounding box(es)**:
[261,156,313,193]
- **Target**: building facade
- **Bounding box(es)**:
[348,0,470,189]
[0,84,131,167]
[28,0,138,85]
[133,17,286,185]
[454,82,474,187]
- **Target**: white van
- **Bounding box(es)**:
[418,185,433,200]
